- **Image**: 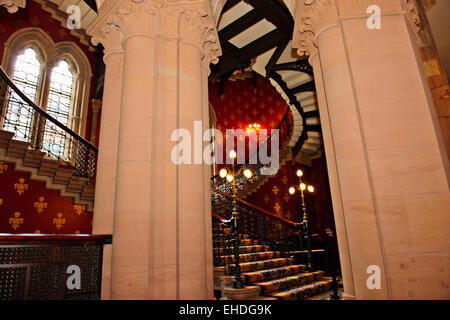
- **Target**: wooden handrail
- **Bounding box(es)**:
[213,187,302,227]
[212,212,229,223]
[0,234,112,245]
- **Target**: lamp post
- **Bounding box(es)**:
[219,150,252,289]
[289,169,315,271]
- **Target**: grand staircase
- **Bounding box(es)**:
[0,66,98,212]
[213,227,334,300]
[0,130,95,211]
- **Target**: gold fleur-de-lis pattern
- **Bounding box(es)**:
[14,178,28,195]
[0,161,94,234]
[272,186,279,195]
[74,205,85,216]
[243,160,307,224]
[9,212,24,230]
[53,213,66,230]
[274,203,281,213]
[34,196,48,214]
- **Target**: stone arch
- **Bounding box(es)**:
[51,42,93,136]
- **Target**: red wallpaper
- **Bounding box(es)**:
[209,75,290,165]
[0,161,93,234]
[0,0,99,141]
[245,157,335,236]
[245,160,301,223]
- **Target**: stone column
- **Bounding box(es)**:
[89,99,102,145]
[88,0,220,299]
[293,0,450,299]
[88,23,124,300]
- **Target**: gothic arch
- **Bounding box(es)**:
[1,27,92,138]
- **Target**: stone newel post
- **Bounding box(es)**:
[88,0,221,299]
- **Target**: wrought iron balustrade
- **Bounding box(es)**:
[0,234,112,300]
[0,67,98,182]
[211,187,304,271]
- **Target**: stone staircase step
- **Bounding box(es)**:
[221,251,281,264]
[253,271,325,294]
[266,279,333,300]
[53,166,76,185]
[212,228,232,234]
[214,245,270,254]
[22,149,45,168]
[242,265,307,284]
[7,139,30,158]
[0,130,96,211]
[213,239,259,247]
[0,130,14,148]
[38,157,60,177]
[236,257,294,273]
[81,184,95,201]
[67,176,89,193]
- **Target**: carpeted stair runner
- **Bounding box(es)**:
[213,229,332,300]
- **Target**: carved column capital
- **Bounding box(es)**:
[88,0,221,67]
[292,0,425,57]
[292,0,339,58]
[90,22,123,62]
[0,0,26,13]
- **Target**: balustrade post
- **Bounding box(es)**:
[231,163,243,289]
[326,229,340,300]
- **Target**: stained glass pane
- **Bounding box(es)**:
[3,48,41,141]
[42,60,74,160]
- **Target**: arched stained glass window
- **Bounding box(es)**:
[42,60,74,159]
[3,47,41,141]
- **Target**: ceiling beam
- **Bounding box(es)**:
[83,0,97,12]
[219,10,264,41]
[245,0,293,33]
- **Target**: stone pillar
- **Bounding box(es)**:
[293,0,450,299]
[88,0,220,300]
[89,99,102,145]
[89,23,124,300]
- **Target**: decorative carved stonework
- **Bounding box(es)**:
[0,0,26,13]
[293,0,339,58]
[293,0,429,57]
[403,0,430,47]
[88,0,221,67]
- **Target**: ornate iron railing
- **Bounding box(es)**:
[211,188,305,272]
[0,234,112,300]
[0,67,98,182]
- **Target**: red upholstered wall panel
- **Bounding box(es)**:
[0,1,99,142]
[0,161,93,234]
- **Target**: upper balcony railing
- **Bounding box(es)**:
[0,67,98,182]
